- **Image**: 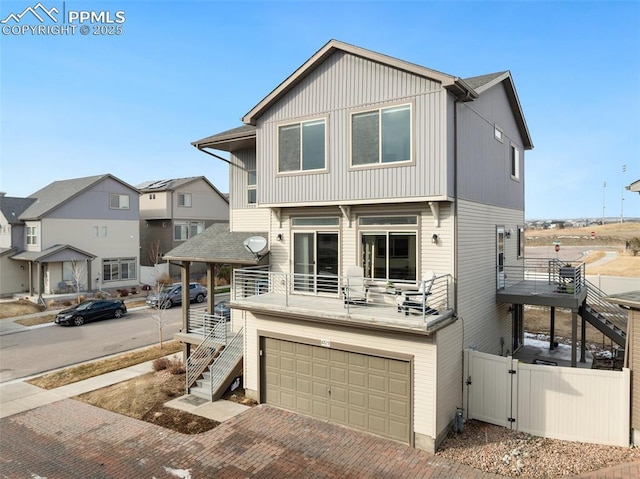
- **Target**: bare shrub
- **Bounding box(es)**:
[197,276,208,288]
[157,274,173,287]
[152,357,170,371]
[62,300,72,307]
[75,295,85,304]
[130,287,138,295]
[167,357,185,375]
[117,289,129,297]
[47,299,57,309]
[152,356,185,375]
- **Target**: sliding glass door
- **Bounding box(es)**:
[293,232,339,293]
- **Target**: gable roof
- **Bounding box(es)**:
[242,39,478,126]
[163,223,267,265]
[20,174,138,220]
[627,179,640,193]
[136,176,229,203]
[10,244,96,263]
[0,195,37,224]
[464,71,533,150]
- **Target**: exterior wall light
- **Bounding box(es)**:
[431,233,439,244]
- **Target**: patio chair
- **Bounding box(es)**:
[395,271,438,316]
[342,265,369,306]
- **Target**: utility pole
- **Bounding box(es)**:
[602,181,606,225]
[621,164,627,223]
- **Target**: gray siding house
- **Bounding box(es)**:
[138,176,229,278]
[2,174,140,297]
[167,40,534,452]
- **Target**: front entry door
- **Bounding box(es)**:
[293,232,339,293]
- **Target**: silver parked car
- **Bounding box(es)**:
[146,282,207,308]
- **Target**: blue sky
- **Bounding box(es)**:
[1,0,638,221]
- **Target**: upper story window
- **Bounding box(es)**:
[178,193,192,207]
[26,225,37,245]
[149,193,156,199]
[247,169,256,205]
[278,119,326,173]
[494,125,504,143]
[174,221,204,241]
[511,144,520,180]
[110,194,130,210]
[352,104,411,167]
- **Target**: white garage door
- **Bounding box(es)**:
[262,337,412,443]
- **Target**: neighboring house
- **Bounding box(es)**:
[137,176,229,278]
[2,174,140,297]
[0,193,36,297]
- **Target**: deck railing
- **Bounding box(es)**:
[232,267,451,321]
[500,258,586,297]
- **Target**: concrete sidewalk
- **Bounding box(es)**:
[0,356,249,422]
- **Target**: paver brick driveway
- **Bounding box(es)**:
[0,400,500,479]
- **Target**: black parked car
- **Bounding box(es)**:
[55,299,127,326]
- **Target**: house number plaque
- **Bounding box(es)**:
[320,339,331,348]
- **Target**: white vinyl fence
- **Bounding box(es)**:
[463,349,630,447]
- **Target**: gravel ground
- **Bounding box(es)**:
[436,420,640,478]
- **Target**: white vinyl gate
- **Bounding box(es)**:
[463,349,630,447]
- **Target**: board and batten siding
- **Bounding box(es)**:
[255,51,448,205]
[454,84,525,210]
[229,149,256,210]
[242,312,438,446]
[456,199,523,355]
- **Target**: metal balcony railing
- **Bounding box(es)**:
[500,258,586,297]
[232,266,452,324]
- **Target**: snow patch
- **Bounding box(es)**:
[163,467,192,479]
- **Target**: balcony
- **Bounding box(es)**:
[230,267,455,335]
[496,258,588,309]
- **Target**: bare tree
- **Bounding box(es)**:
[148,240,170,348]
[70,260,86,304]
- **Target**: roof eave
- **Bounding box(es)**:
[242,39,459,125]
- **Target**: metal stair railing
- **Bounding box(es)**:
[185,317,227,391]
[209,327,244,400]
[581,279,627,346]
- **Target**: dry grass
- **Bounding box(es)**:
[15,314,57,327]
[585,251,640,277]
[75,369,221,434]
[27,341,182,389]
[526,222,640,243]
[0,299,44,319]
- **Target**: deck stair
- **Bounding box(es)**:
[579,280,627,348]
[187,325,244,401]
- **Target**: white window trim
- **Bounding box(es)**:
[349,101,414,170]
[177,193,192,207]
[494,124,504,143]
[510,143,520,180]
[109,194,130,210]
[247,169,257,205]
[276,116,328,175]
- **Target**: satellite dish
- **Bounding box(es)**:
[244,236,268,259]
